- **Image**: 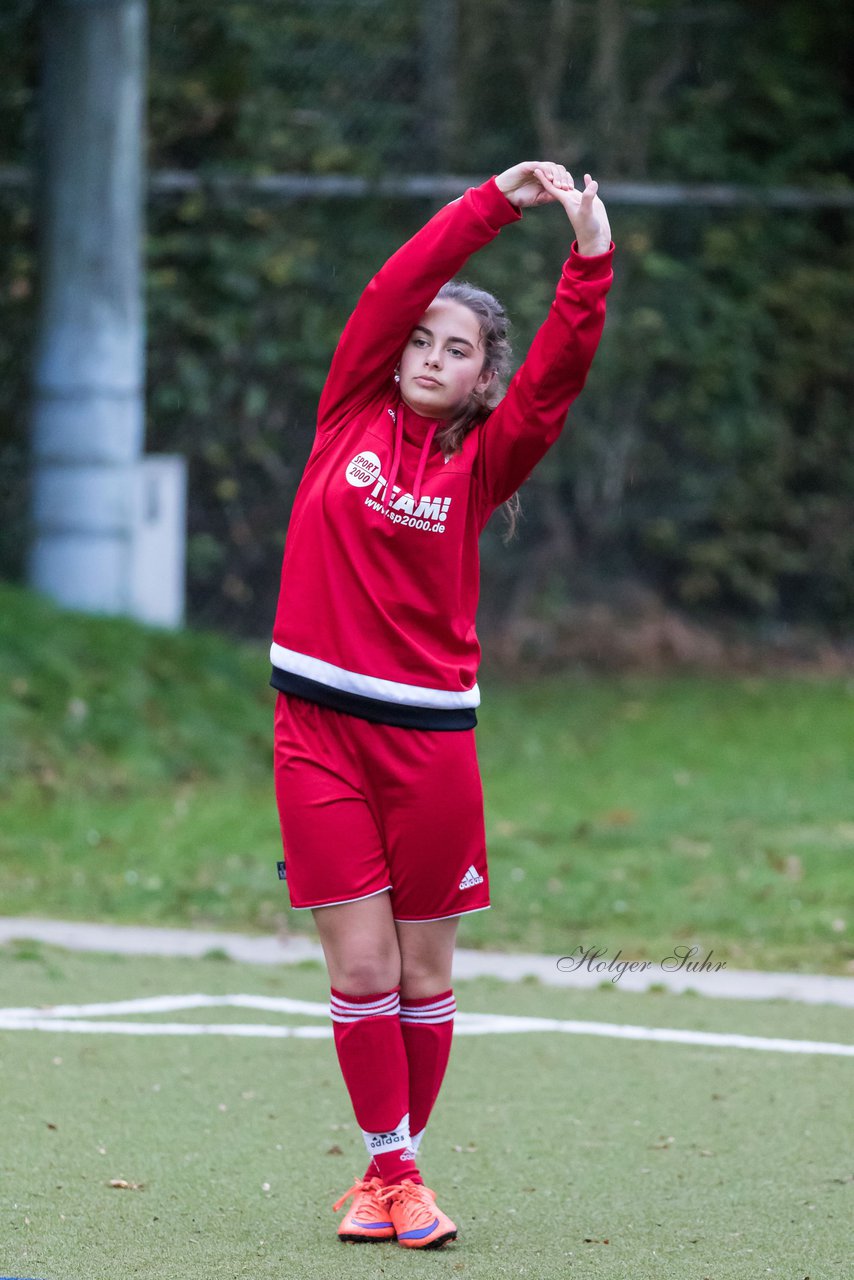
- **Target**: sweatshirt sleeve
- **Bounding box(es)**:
[475,242,614,512]
[316,178,522,437]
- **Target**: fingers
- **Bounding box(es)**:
[535,163,573,192]
[547,163,573,191]
[522,163,601,215]
[534,167,567,206]
[581,174,601,211]
[516,161,595,195]
[529,167,555,206]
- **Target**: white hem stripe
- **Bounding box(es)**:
[291,886,392,911]
[393,905,492,923]
[271,642,480,710]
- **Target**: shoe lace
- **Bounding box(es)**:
[377,1179,436,1226]
[332,1176,383,1213]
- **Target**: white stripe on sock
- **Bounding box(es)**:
[330,1001,399,1017]
[399,995,455,1014]
[400,997,455,1023]
[329,992,399,1011]
[329,992,400,1022]
[399,1006,455,1015]
[399,1014,456,1025]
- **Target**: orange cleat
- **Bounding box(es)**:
[332,1176,397,1243]
[378,1178,458,1249]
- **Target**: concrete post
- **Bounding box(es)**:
[29,0,149,616]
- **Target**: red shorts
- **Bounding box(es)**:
[273,693,491,921]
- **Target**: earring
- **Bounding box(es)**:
[394,369,400,383]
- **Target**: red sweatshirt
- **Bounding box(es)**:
[270,177,614,728]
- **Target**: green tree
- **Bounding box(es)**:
[1,0,852,642]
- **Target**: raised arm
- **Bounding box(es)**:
[475,170,614,510]
[316,179,522,435]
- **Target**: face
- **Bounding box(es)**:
[397,298,493,419]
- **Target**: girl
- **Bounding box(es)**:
[270,160,613,1248]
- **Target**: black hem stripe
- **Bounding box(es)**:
[270,667,477,731]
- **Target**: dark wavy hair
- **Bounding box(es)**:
[432,280,521,539]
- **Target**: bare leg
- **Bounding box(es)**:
[313,891,422,1184]
[310,897,460,996]
[311,890,401,994]
[395,917,459,998]
[313,902,461,1186]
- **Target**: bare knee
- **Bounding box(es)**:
[399,964,445,998]
[397,918,459,997]
[312,894,401,994]
[333,947,401,994]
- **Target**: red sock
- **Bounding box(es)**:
[330,986,422,1187]
[362,988,455,1182]
[401,989,456,1153]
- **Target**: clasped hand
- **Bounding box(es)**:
[495,160,611,257]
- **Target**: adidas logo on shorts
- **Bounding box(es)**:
[459,864,484,890]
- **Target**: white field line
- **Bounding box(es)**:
[0,994,852,1058]
[0,993,331,1019]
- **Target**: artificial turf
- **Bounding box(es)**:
[1,946,852,1279]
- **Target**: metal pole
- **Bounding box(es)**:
[29,0,147,616]
[4,163,853,209]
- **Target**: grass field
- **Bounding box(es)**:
[2,582,853,973]
[1,943,853,1280]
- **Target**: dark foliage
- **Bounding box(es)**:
[1,0,852,637]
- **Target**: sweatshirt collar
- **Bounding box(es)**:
[384,399,441,506]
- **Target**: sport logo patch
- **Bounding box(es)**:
[345,451,452,533]
[363,1115,411,1152]
[459,864,484,890]
[345,451,382,487]
[369,1132,405,1150]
